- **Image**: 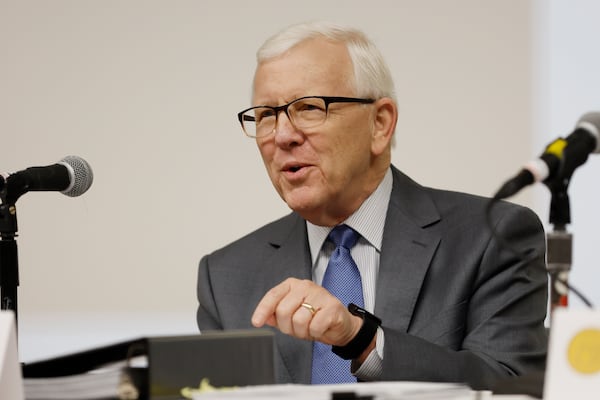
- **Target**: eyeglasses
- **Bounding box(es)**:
[237,96,375,138]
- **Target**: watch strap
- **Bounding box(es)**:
[331,303,382,360]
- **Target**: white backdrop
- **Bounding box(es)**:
[0,0,596,362]
[537,0,600,310]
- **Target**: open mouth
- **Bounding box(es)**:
[283,163,307,173]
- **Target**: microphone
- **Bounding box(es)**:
[0,156,93,201]
[494,112,600,199]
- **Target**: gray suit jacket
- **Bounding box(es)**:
[196,166,548,390]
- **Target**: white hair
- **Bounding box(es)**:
[256,21,397,102]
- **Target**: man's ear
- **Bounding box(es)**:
[371,98,398,156]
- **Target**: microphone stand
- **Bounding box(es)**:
[544,174,573,325]
[0,190,20,330]
[0,176,31,331]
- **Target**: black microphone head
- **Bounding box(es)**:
[59,156,93,197]
[577,111,600,153]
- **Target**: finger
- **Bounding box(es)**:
[272,286,311,335]
[251,280,292,327]
[290,303,317,339]
[308,305,337,340]
[309,300,358,345]
[262,313,278,328]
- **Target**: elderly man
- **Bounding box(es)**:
[196,21,547,390]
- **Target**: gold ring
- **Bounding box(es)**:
[301,302,317,316]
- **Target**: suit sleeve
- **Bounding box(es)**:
[379,204,548,390]
[196,254,223,332]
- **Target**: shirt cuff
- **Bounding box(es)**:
[352,327,384,380]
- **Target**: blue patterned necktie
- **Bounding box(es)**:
[311,224,364,384]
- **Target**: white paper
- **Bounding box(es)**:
[190,381,476,400]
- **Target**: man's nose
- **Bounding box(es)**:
[273,111,303,147]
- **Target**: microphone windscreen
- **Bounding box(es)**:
[60,156,93,197]
[577,112,600,153]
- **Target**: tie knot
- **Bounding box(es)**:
[328,224,360,250]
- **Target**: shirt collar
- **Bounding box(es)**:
[306,168,393,265]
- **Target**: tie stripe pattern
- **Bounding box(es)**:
[311,224,364,384]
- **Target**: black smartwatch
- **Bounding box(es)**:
[332,303,382,360]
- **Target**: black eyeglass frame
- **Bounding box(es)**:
[237,95,376,138]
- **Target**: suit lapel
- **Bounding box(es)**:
[375,167,441,333]
[263,214,313,384]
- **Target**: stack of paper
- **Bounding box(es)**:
[188,381,478,400]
